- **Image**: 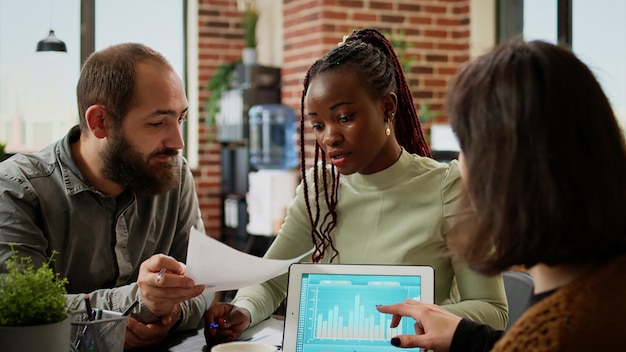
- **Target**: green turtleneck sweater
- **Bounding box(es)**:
[233,150,508,330]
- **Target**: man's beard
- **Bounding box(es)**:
[101,130,179,196]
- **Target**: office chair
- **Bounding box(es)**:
[502,270,534,330]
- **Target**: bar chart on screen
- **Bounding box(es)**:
[297,273,421,347]
[313,292,403,340]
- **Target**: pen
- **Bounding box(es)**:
[207,321,220,338]
[83,294,94,321]
[122,300,139,316]
[156,267,167,282]
[77,295,97,350]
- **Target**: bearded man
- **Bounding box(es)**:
[0,43,211,349]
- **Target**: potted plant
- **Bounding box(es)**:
[0,141,6,161]
[0,247,71,352]
[206,61,239,127]
[205,60,239,143]
[239,0,259,65]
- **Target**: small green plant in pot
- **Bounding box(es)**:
[241,0,259,49]
[0,247,71,352]
[240,0,259,64]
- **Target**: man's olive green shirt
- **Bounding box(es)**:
[0,126,211,331]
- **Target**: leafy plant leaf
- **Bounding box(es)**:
[0,247,69,326]
[205,61,239,127]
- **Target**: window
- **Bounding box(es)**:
[498,0,626,132]
[522,0,557,42]
[0,0,195,159]
[0,0,80,153]
[572,0,626,130]
[94,1,184,78]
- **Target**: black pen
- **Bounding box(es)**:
[83,295,94,321]
[122,300,139,316]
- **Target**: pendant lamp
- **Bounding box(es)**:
[36,30,67,52]
[36,0,67,53]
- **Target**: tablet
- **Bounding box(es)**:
[283,263,435,352]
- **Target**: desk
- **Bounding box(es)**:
[147,316,285,352]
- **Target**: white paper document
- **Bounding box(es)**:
[238,315,285,346]
[185,227,312,291]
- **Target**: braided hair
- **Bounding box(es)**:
[300,28,431,263]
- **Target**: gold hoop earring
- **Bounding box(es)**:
[385,127,391,136]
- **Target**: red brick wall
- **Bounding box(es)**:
[195,0,471,238]
[196,0,245,239]
[282,0,470,163]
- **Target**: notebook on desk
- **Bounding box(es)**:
[282,263,435,352]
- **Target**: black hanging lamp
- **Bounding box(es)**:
[36,29,67,52]
[36,0,67,53]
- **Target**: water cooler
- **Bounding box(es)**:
[218,64,281,252]
[246,104,299,237]
[248,104,298,170]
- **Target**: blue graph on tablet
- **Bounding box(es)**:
[296,273,422,352]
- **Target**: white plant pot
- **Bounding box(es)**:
[0,316,71,352]
[242,47,257,65]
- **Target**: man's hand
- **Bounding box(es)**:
[137,254,205,317]
[124,305,181,349]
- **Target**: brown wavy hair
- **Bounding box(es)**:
[447,40,626,274]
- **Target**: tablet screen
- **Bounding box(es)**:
[283,264,434,352]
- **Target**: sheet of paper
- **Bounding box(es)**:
[185,227,312,291]
[238,316,285,347]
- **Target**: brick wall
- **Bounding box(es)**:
[196,0,245,239]
[195,0,470,238]
[282,0,470,162]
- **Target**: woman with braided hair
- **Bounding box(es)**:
[204,28,508,346]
